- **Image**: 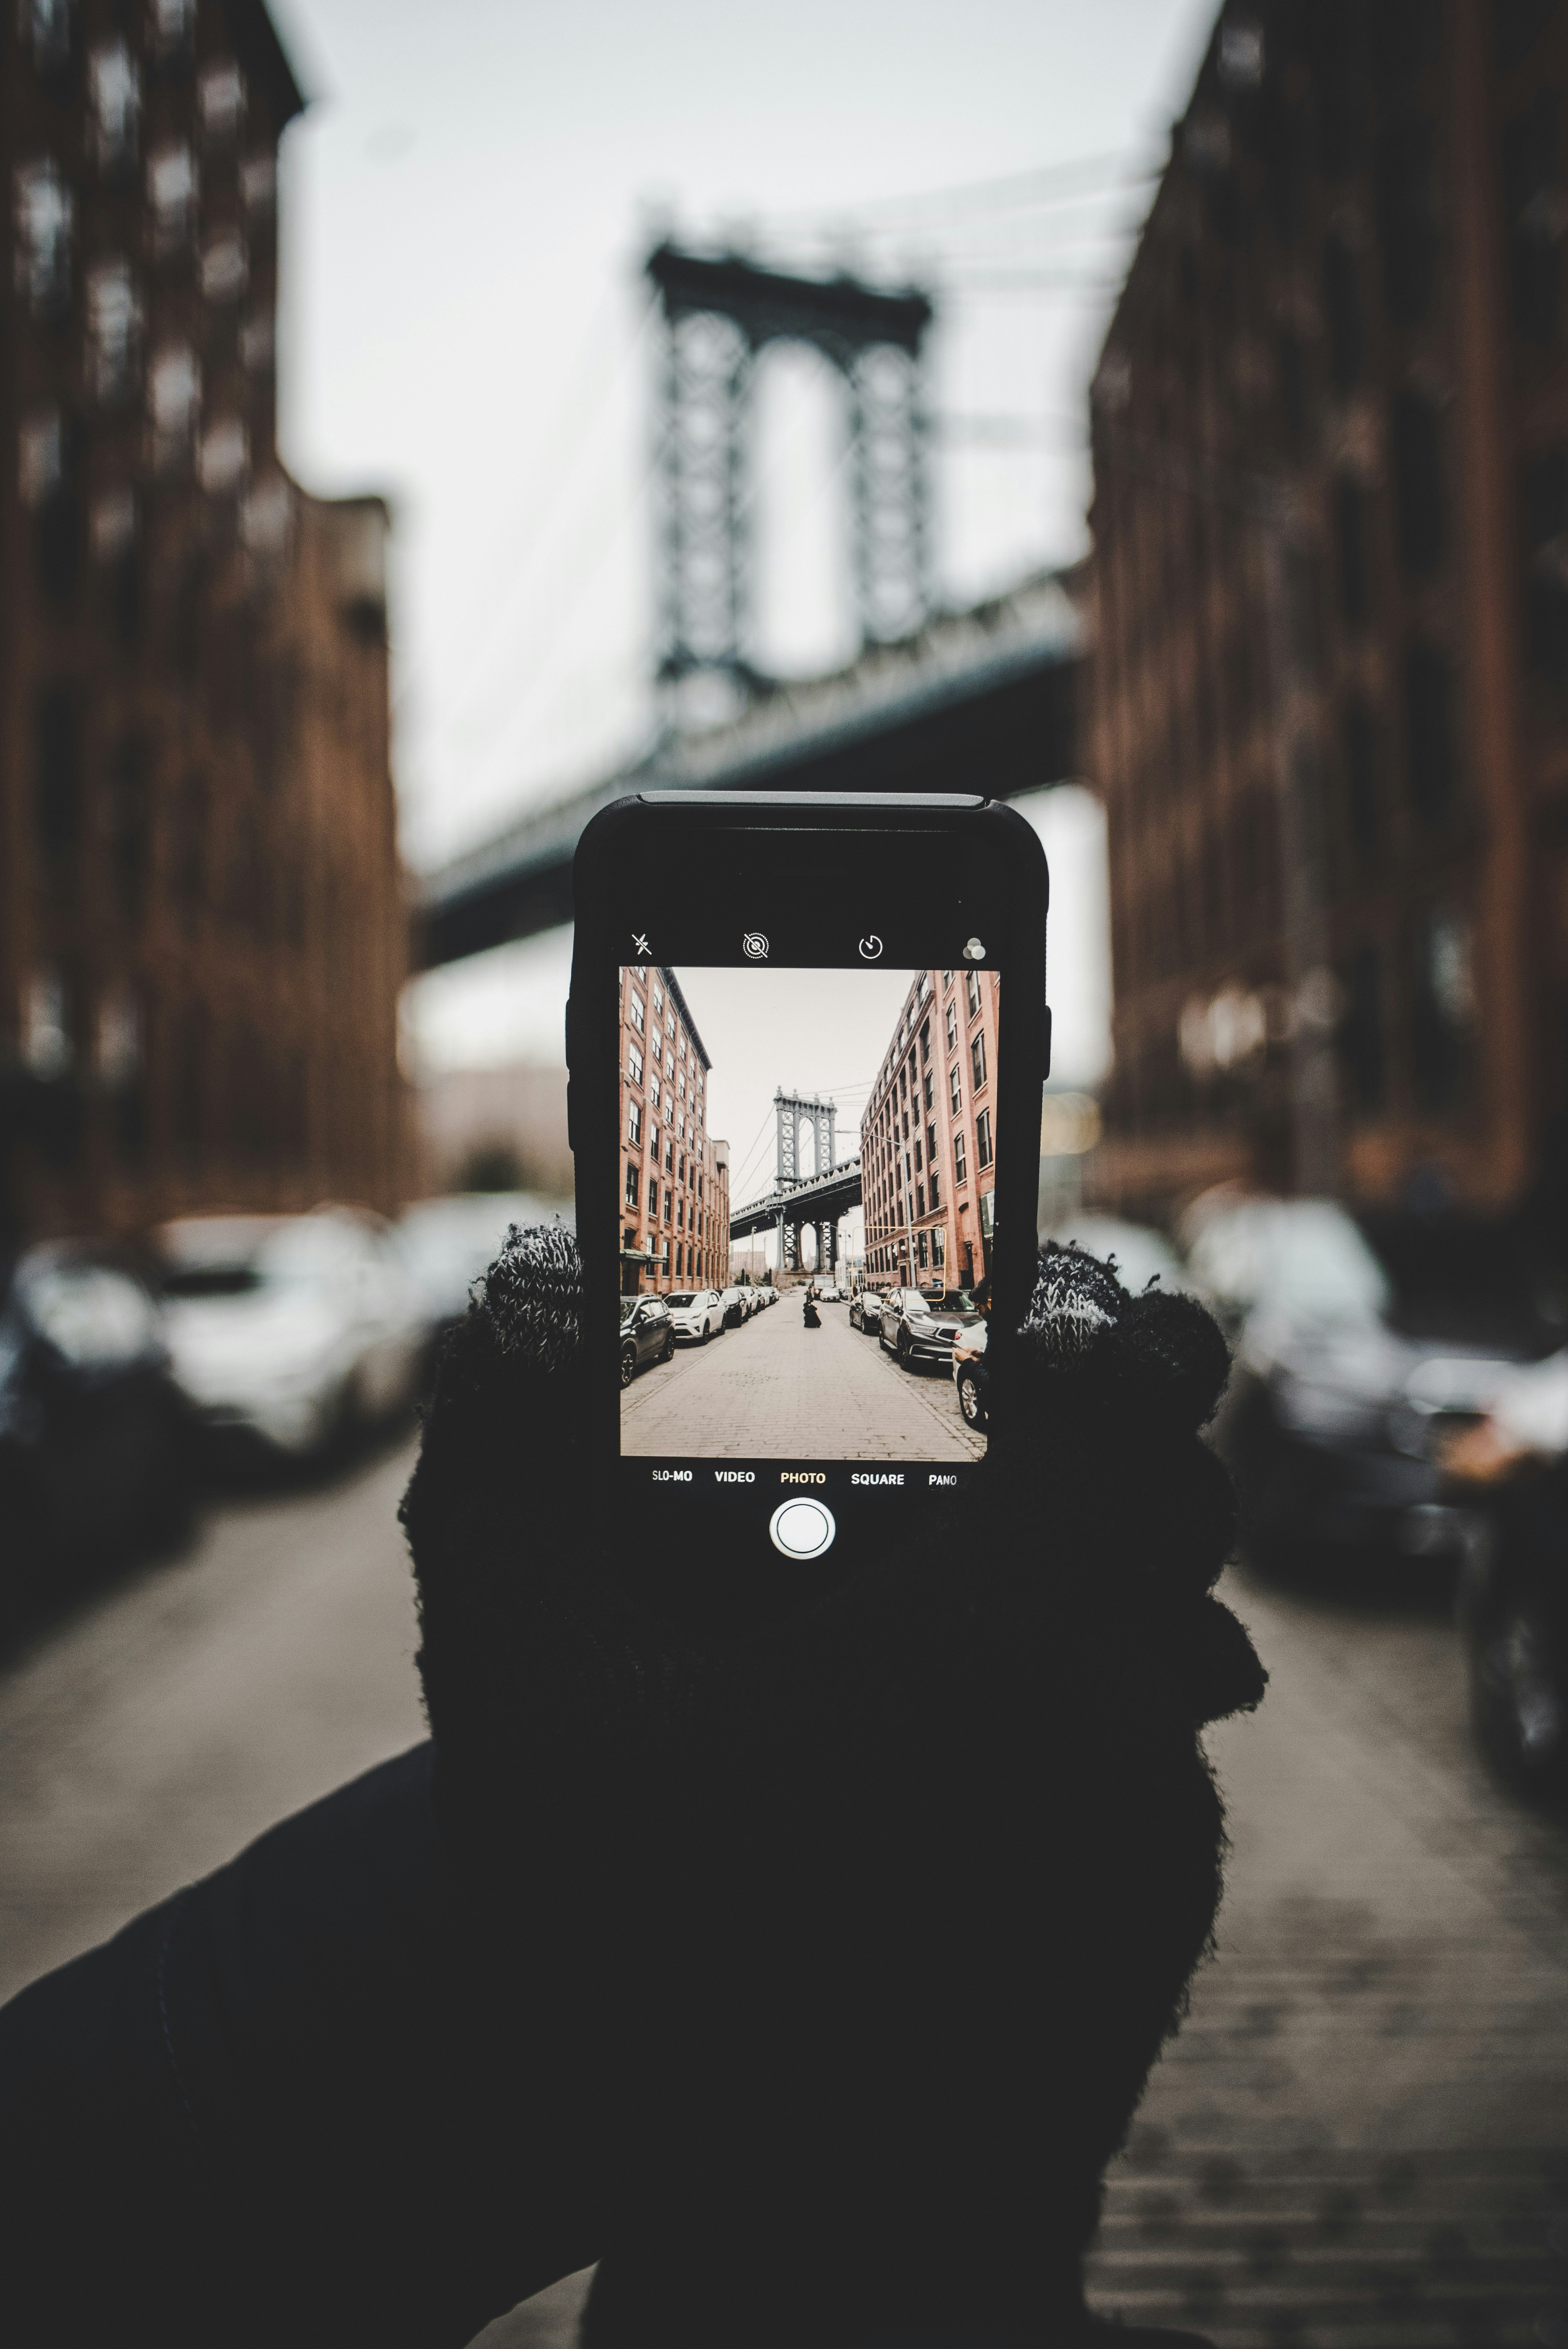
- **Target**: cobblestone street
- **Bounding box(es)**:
[619,1292,986,1461]
[3,1436,1565,2346]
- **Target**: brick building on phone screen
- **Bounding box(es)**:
[860,963,1000,1293]
[1087,0,1568,1228]
[2,0,409,1245]
[617,965,730,1296]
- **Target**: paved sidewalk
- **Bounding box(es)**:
[620,1295,984,1462]
[1084,1560,1568,2346]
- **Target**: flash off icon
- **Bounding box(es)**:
[742,932,769,961]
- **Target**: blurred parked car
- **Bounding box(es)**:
[878,1285,983,1372]
[952,1318,989,1431]
[157,1210,427,1462]
[1043,1215,1194,1299]
[1445,1351,1568,1797]
[1186,1193,1543,1569]
[849,1289,882,1334]
[620,1294,674,1384]
[666,1288,724,1343]
[398,1191,565,1337]
[0,1245,191,1598]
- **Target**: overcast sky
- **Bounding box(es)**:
[267,0,1216,1081]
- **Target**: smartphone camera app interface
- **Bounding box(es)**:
[615,957,999,1492]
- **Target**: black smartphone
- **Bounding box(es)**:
[566,790,1049,1590]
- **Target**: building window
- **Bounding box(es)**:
[628,1041,643,1085]
[240,153,276,216]
[970,1031,987,1092]
[1392,387,1445,574]
[646,1174,658,1214]
[198,61,246,146]
[920,1020,930,1064]
[945,1001,957,1052]
[23,966,71,1075]
[148,143,198,249]
[976,1110,993,1171]
[918,1229,929,1270]
[149,342,201,461]
[953,1130,968,1185]
[87,260,143,405]
[626,1161,639,1206]
[630,989,644,1033]
[932,1227,945,1269]
[966,970,980,1019]
[651,982,663,1015]
[90,42,141,172]
[14,158,72,316]
[151,0,195,56]
[663,1189,672,1224]
[650,1074,660,1111]
[1411,907,1475,1111]
[928,1168,940,1210]
[200,232,248,305]
[950,1064,961,1116]
[627,1100,641,1144]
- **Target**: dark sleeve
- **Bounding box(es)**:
[0,1744,600,2349]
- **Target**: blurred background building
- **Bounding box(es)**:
[2,0,408,1246]
[1089,0,1568,1236]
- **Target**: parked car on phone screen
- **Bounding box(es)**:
[0,1246,192,1603]
[666,1289,724,1343]
[719,1287,747,1329]
[952,1318,989,1431]
[1184,1191,1550,1571]
[620,1294,674,1383]
[879,1285,984,1371]
[157,1209,427,1462]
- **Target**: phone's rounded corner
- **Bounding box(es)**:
[977,797,1050,910]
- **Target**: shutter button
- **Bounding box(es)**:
[769,1498,836,1560]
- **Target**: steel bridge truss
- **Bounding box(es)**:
[647,244,934,707]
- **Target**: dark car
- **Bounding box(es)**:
[951,1317,989,1430]
[1457,1459,1568,1798]
[0,1245,192,1612]
[1188,1195,1551,1571]
[620,1294,674,1386]
[849,1288,883,1334]
[878,1285,984,1372]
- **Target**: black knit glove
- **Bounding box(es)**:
[401,1233,1264,2348]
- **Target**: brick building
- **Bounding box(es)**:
[1088,0,1568,1226]
[617,965,730,1294]
[2,0,408,1244]
[860,963,1000,1292]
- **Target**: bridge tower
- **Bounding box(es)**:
[646,243,934,721]
[773,1088,838,1276]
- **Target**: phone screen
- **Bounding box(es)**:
[614,953,999,1510]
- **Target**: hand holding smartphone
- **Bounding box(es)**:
[568,790,1051,1586]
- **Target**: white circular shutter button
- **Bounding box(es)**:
[769,1498,837,1560]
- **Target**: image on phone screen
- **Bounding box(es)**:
[614,959,998,1473]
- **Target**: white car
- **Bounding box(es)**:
[666,1288,724,1343]
[157,1208,427,1459]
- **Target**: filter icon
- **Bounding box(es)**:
[742,932,769,961]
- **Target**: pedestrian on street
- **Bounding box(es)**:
[0,1233,1262,2349]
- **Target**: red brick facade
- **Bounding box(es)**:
[860,964,1000,1293]
[617,965,730,1295]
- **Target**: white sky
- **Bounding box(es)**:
[268,0,1214,1075]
